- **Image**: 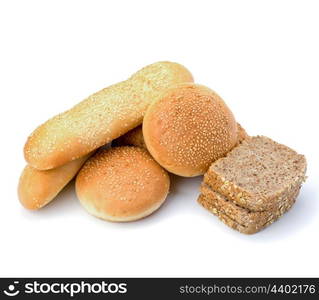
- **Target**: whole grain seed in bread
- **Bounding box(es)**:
[199,183,301,234]
[204,136,307,211]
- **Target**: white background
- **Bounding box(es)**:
[0,0,318,277]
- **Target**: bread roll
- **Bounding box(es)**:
[18,155,90,210]
[112,125,146,148]
[24,62,193,170]
[76,147,170,222]
[143,83,238,177]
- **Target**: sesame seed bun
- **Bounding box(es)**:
[143,83,238,177]
[75,146,170,222]
[18,155,90,210]
[24,61,193,170]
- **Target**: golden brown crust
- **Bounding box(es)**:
[236,122,249,145]
[18,155,90,210]
[143,83,238,177]
[24,62,193,170]
[112,125,146,148]
[76,146,170,222]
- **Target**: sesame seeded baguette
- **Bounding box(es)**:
[18,154,91,210]
[199,183,301,234]
[204,136,307,211]
[24,62,193,170]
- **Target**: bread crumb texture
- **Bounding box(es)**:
[206,136,307,211]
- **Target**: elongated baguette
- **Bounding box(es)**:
[18,154,90,210]
[24,62,193,170]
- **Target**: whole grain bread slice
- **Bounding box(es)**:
[199,183,301,234]
[204,136,306,211]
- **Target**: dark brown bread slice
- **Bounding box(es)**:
[204,136,306,211]
[199,183,301,234]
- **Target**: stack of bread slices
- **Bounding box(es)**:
[198,136,307,234]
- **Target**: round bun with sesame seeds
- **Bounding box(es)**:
[24,61,193,170]
[143,83,238,177]
[75,146,170,222]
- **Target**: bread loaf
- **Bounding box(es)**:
[18,155,90,210]
[24,62,193,170]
